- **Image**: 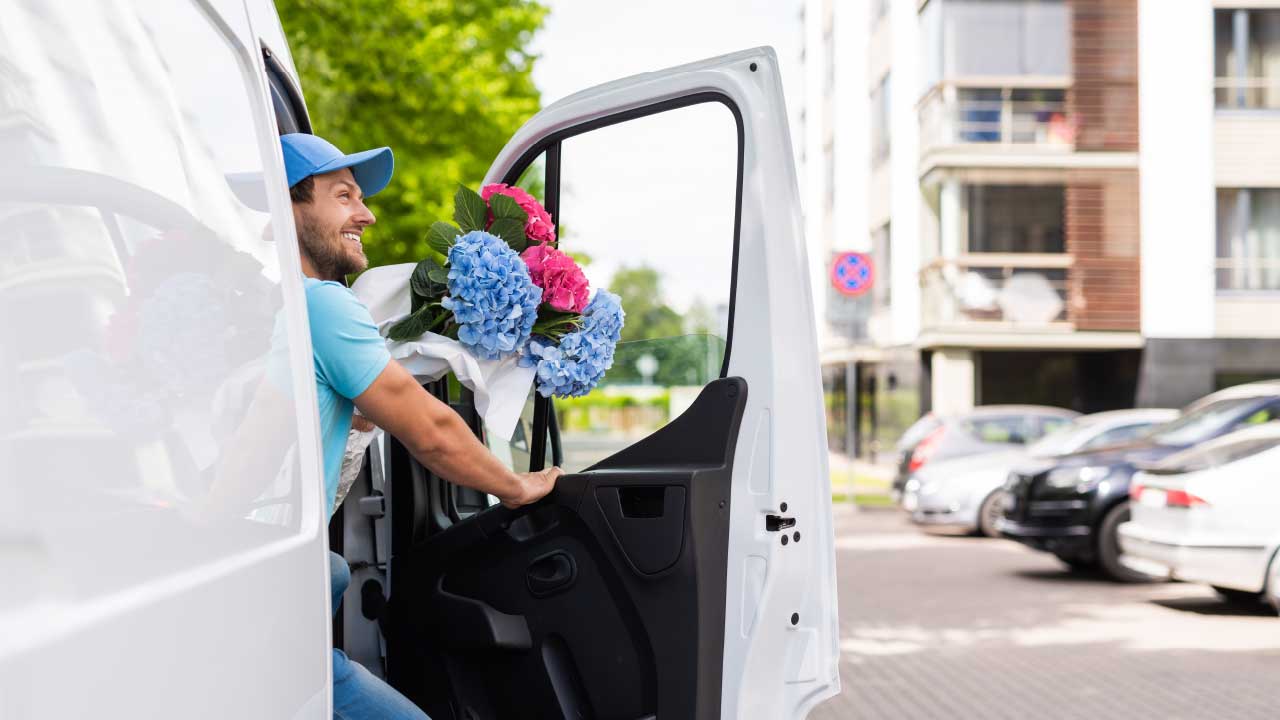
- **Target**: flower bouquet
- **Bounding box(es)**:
[352,183,624,439]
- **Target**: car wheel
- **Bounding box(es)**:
[976,490,1005,539]
[1211,586,1262,605]
[1265,551,1280,615]
[1097,501,1159,583]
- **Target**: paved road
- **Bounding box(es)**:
[811,507,1280,720]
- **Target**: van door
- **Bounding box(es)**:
[0,1,330,717]
[380,48,839,719]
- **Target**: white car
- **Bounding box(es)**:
[0,1,838,717]
[904,409,1176,537]
[1119,421,1280,611]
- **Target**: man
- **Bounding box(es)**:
[280,132,561,719]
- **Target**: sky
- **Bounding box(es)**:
[525,0,806,320]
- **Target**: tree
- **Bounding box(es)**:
[605,266,724,387]
[275,0,548,269]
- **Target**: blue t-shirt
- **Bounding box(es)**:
[304,278,390,515]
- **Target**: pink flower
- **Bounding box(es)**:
[481,183,557,245]
[521,243,590,312]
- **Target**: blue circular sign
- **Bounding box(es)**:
[831,252,874,297]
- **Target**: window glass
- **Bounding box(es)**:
[1080,422,1151,451]
[1158,435,1280,474]
[966,185,1065,253]
[1216,8,1280,109]
[1216,188,1280,291]
[936,0,1070,81]
[552,102,738,472]
[963,415,1036,444]
[870,74,891,165]
[1150,398,1268,446]
[0,0,306,609]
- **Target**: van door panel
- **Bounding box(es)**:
[386,378,745,719]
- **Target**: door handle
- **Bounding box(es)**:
[526,550,577,597]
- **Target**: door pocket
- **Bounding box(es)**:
[595,485,687,575]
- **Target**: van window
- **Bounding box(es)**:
[551,101,739,472]
[0,1,309,607]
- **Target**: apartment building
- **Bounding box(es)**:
[807,0,1280,460]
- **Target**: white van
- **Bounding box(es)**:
[0,1,839,717]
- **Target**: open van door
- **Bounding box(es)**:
[379,48,839,719]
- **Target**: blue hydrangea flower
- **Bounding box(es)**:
[442,231,543,360]
[520,289,625,398]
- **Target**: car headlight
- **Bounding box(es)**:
[1046,465,1111,491]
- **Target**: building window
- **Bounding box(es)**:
[1215,9,1280,110]
[872,0,890,25]
[965,185,1065,254]
[870,73,891,165]
[1217,188,1280,291]
[872,223,891,308]
[920,0,1070,93]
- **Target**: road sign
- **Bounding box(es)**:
[831,251,874,297]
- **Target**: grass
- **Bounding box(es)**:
[831,492,896,508]
[830,467,894,507]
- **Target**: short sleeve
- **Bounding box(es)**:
[305,280,391,399]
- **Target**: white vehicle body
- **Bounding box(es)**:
[904,409,1176,534]
[0,0,838,717]
[1119,422,1280,603]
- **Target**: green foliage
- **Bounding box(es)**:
[275,0,548,268]
[602,265,726,387]
[453,185,490,233]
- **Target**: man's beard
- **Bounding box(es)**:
[297,212,366,281]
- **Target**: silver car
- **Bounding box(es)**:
[904,409,1178,537]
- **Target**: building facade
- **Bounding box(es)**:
[808,0,1280,461]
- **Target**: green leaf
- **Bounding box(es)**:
[489,193,528,223]
[488,218,528,252]
[410,258,442,298]
[454,185,488,233]
[427,222,462,256]
[387,304,437,341]
[428,266,449,284]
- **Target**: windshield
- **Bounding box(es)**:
[1147,397,1265,446]
[1026,418,1091,456]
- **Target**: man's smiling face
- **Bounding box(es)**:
[292,167,375,281]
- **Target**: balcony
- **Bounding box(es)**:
[920,254,1073,332]
[919,83,1074,159]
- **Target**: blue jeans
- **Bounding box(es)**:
[329,553,430,720]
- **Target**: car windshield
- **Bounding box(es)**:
[1147,397,1264,446]
[1027,418,1094,456]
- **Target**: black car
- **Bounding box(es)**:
[1000,382,1280,581]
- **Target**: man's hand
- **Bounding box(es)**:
[502,466,563,509]
[351,414,377,433]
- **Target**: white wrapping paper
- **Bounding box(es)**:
[350,263,536,441]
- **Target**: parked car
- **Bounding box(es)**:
[892,406,1079,500]
[1119,422,1280,611]
[1001,381,1280,582]
[0,2,838,716]
[904,408,1176,537]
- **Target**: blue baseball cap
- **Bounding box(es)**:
[279,133,394,197]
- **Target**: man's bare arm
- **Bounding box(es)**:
[354,359,559,508]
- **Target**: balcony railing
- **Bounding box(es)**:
[1217,257,1280,291]
[919,83,1074,152]
[1215,77,1280,110]
[920,254,1073,330]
